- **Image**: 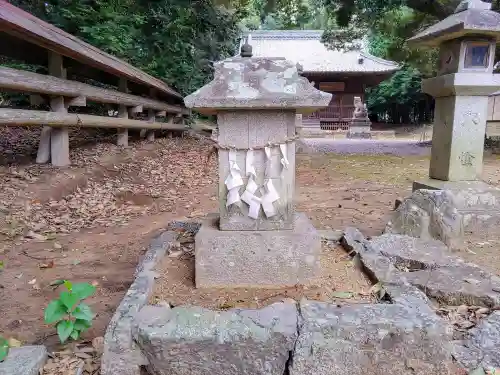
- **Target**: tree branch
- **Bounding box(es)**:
[404,0,458,20]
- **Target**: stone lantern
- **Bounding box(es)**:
[408,0,500,190]
[184,43,332,288]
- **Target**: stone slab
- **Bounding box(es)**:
[290,300,452,375]
[133,301,299,375]
[0,346,47,375]
[361,234,500,307]
[452,311,500,371]
[412,179,500,194]
[101,231,176,375]
[195,213,321,288]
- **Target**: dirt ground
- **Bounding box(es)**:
[151,242,374,310]
[1,131,500,350]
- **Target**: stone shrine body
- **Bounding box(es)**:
[184,44,331,288]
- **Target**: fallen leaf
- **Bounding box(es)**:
[369,282,382,295]
[464,278,480,285]
[49,279,65,287]
[7,338,21,347]
[25,230,47,241]
[75,352,92,359]
[91,337,104,355]
[39,260,55,269]
[331,291,354,299]
[0,261,4,269]
[28,278,37,285]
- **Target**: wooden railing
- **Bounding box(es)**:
[305,106,355,120]
[0,2,188,166]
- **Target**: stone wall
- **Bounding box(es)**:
[102,224,500,375]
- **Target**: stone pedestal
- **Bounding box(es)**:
[428,94,490,181]
[195,213,321,288]
[347,119,372,139]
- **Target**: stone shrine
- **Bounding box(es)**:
[184,43,331,287]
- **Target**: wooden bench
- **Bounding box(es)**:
[0,2,188,166]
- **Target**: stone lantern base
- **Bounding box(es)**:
[194,213,321,288]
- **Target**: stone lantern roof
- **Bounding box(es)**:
[408,0,500,47]
[184,55,332,115]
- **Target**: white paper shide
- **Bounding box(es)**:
[225,143,289,219]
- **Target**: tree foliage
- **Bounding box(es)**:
[9,0,244,96]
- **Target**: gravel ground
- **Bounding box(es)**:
[303,138,431,156]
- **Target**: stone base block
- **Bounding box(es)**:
[133,302,298,375]
[412,178,499,193]
[347,119,372,139]
[291,300,452,375]
[195,213,321,288]
[347,131,372,139]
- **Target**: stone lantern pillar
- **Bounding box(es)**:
[184,43,332,288]
[409,0,500,191]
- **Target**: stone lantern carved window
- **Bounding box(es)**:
[464,42,490,68]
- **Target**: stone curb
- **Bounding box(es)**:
[101,230,176,375]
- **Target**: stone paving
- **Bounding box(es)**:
[301,138,431,156]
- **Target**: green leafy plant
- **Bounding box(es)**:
[0,337,8,362]
[44,280,96,343]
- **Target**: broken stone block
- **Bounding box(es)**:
[387,184,500,248]
[363,234,500,307]
[290,300,453,375]
[133,301,299,375]
[0,346,47,375]
[452,311,500,370]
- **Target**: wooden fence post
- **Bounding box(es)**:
[147,109,155,141]
[48,52,70,166]
[146,88,156,141]
[36,52,66,164]
[117,77,128,146]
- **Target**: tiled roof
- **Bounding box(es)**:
[238,30,399,74]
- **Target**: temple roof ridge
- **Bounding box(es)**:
[238,29,399,74]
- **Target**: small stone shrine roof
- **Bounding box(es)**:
[408,0,500,47]
[238,30,399,75]
[184,56,332,115]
